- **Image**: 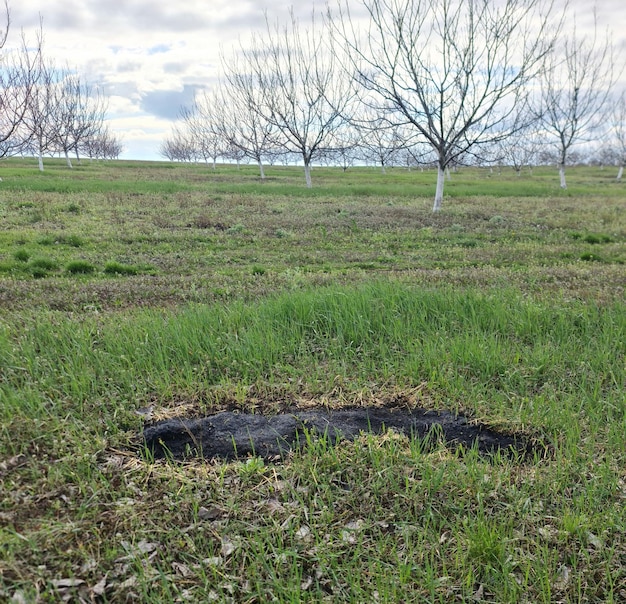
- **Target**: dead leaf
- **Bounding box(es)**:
[295,525,311,540]
[472,584,484,601]
[52,579,85,589]
[117,540,159,562]
[198,506,223,521]
[301,576,313,591]
[172,562,193,578]
[202,556,223,567]
[221,537,237,557]
[586,531,603,549]
[341,519,364,544]
[0,454,27,476]
[91,576,107,596]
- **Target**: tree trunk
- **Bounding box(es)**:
[559,164,567,189]
[433,165,445,212]
[257,159,266,179]
[304,163,312,188]
[617,165,623,181]
[65,150,73,169]
[38,151,44,172]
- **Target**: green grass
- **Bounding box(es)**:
[0,159,624,602]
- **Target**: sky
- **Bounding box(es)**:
[5,0,626,161]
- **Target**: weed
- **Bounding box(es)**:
[29,257,58,271]
[580,252,604,262]
[104,261,139,275]
[13,249,30,262]
[65,260,96,274]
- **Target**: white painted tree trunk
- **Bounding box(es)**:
[304,163,312,188]
[433,165,445,212]
[38,151,44,172]
[617,165,624,181]
[257,160,265,179]
[65,151,73,169]
[559,164,567,189]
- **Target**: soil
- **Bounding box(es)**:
[142,407,536,461]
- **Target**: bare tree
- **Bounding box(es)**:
[0,8,42,158]
[534,14,619,188]
[82,126,123,160]
[354,108,410,172]
[216,71,277,178]
[20,53,65,171]
[491,125,541,176]
[610,91,626,181]
[236,9,354,187]
[180,95,227,169]
[320,124,363,171]
[330,0,561,210]
[159,126,197,162]
[54,72,108,168]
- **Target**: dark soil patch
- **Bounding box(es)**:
[142,407,537,462]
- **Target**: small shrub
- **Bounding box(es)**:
[27,211,44,224]
[252,265,266,275]
[65,203,81,214]
[104,261,139,275]
[36,234,85,247]
[191,215,226,230]
[572,232,613,244]
[31,268,49,279]
[37,236,55,246]
[13,249,30,262]
[61,234,85,248]
[29,257,58,271]
[66,260,96,274]
[228,223,245,234]
[582,233,612,244]
[580,252,603,262]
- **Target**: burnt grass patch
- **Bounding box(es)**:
[142,405,539,462]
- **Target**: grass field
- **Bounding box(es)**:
[0,158,624,602]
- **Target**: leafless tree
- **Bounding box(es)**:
[20,52,65,171]
[180,95,227,169]
[54,72,108,168]
[235,9,354,187]
[320,124,363,171]
[0,8,42,158]
[489,124,541,175]
[216,71,277,178]
[159,125,198,162]
[82,126,123,160]
[610,91,626,181]
[534,14,619,188]
[330,0,562,210]
[353,107,412,172]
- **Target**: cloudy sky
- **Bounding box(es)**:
[6,0,625,161]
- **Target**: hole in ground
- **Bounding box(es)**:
[141,406,543,462]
